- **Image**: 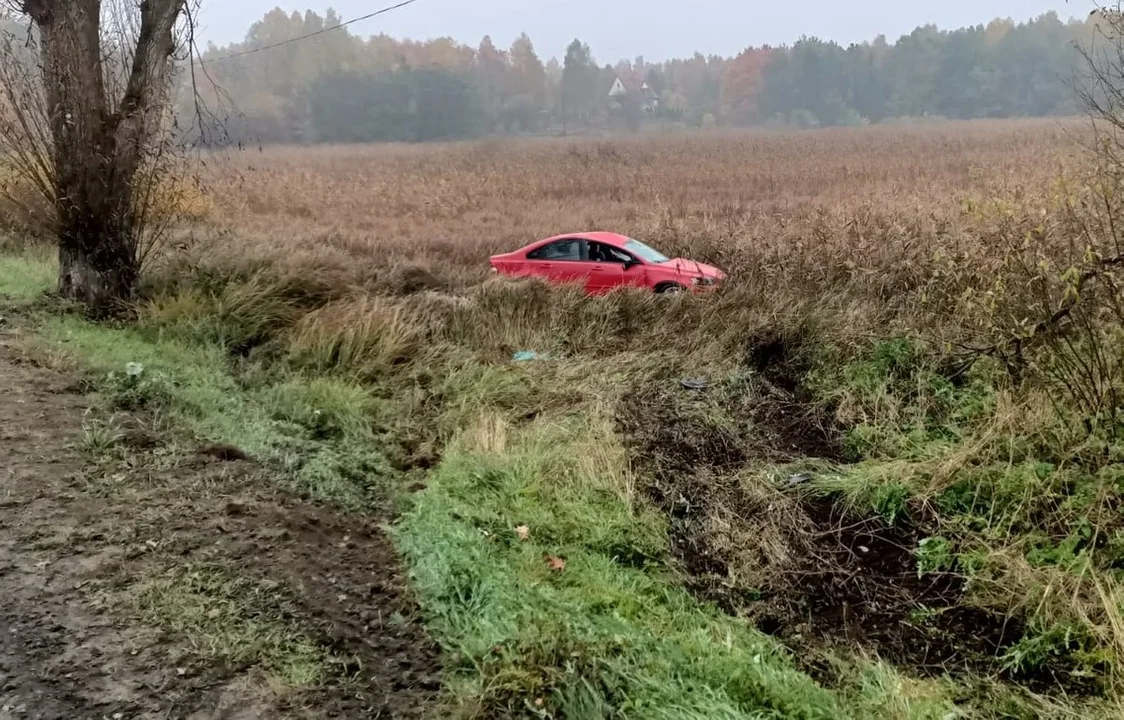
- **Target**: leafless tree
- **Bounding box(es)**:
[1080,3,1124,196]
[1036,1,1124,428]
[0,0,190,309]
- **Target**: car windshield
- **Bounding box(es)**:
[624,239,670,264]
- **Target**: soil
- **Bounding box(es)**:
[615,346,1024,683]
[0,327,440,719]
[661,490,1025,676]
[765,498,1022,677]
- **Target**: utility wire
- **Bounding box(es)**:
[201,0,422,64]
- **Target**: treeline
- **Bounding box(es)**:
[182,9,1094,144]
[751,17,1086,127]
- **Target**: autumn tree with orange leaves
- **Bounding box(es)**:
[721,47,774,125]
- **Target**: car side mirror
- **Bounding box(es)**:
[624,259,640,270]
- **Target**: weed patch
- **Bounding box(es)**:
[39,314,392,509]
[127,564,329,687]
[0,244,54,300]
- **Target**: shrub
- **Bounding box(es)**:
[104,362,175,411]
[288,296,423,379]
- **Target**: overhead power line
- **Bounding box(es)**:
[201,0,422,64]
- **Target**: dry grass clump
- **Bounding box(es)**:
[144,177,215,223]
[141,269,339,355]
[289,296,424,379]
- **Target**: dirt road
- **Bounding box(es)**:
[0,330,439,719]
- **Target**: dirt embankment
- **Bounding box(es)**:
[615,338,1022,682]
[0,330,439,719]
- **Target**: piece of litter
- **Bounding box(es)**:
[679,377,710,390]
[785,473,813,487]
[545,555,566,572]
[858,546,870,554]
[177,667,187,676]
[515,525,530,541]
[513,350,544,362]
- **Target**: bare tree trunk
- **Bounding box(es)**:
[56,215,138,306]
[31,0,118,305]
[20,0,184,309]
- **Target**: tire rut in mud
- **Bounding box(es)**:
[614,339,1021,682]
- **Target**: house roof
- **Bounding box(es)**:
[610,70,657,98]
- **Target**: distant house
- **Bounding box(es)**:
[609,72,659,115]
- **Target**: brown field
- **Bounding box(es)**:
[193,118,1085,294]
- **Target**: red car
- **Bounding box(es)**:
[489,232,726,295]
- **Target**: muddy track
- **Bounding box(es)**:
[0,329,440,719]
[614,356,1026,685]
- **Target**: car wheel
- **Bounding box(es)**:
[656,283,687,295]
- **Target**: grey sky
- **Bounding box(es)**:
[198,0,1092,62]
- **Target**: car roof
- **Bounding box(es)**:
[538,232,631,248]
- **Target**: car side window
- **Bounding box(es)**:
[589,242,633,264]
[528,239,583,261]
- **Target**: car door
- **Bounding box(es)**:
[586,242,640,294]
[524,238,589,286]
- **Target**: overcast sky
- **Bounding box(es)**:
[197,0,1093,62]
